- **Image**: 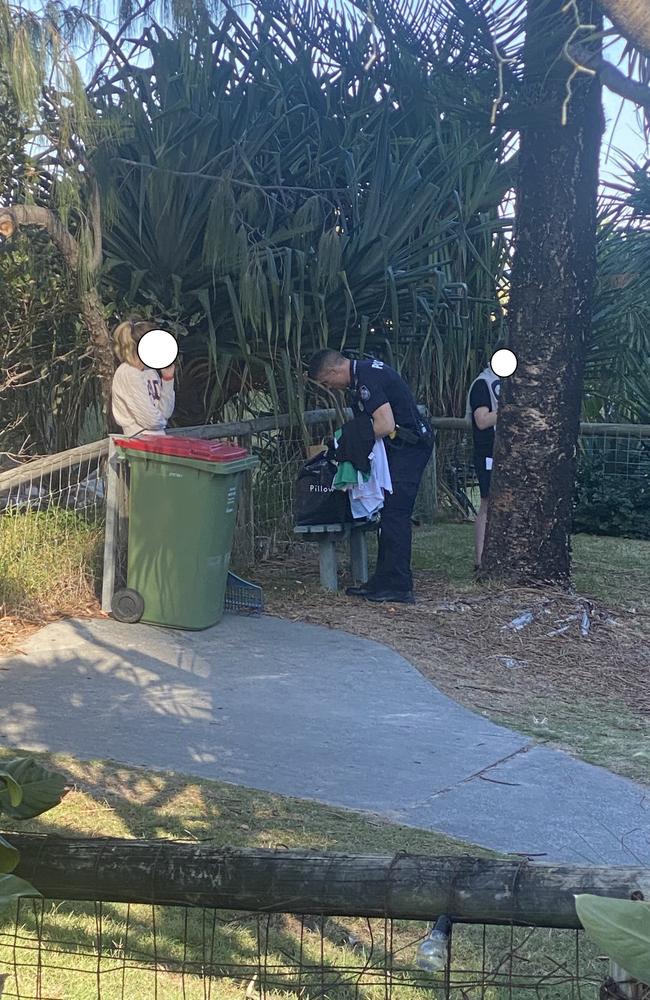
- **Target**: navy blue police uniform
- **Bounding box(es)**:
[469,377,500,498]
[350,359,433,596]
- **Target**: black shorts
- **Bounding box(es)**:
[474,455,492,499]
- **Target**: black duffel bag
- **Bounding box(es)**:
[294,453,351,526]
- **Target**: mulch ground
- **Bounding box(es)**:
[0,600,103,655]
[254,551,650,720]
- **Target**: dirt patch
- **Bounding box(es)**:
[255,553,650,722]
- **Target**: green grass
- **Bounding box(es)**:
[407,522,650,610]
[572,533,650,610]
[0,508,102,617]
[496,698,650,784]
[0,750,603,1000]
[0,749,487,854]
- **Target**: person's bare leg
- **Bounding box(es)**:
[475,498,489,568]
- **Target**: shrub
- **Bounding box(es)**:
[573,454,650,539]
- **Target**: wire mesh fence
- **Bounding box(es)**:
[579,426,650,480]
[433,420,650,523]
[0,897,613,1000]
[3,835,649,1000]
[235,424,315,564]
[0,444,107,624]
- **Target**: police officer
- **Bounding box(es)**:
[466,342,504,570]
[308,349,432,604]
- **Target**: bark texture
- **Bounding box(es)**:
[598,0,650,55]
[10,834,650,928]
[481,0,604,586]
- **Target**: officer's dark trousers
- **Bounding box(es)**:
[371,439,433,594]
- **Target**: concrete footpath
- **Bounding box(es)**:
[0,615,648,864]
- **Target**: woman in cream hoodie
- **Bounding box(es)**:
[111,318,176,436]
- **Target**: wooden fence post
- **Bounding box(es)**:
[234,433,255,568]
[101,437,119,613]
[10,835,650,928]
[417,432,438,524]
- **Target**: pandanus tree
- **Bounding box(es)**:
[0,8,112,402]
[89,2,512,426]
[0,0,511,439]
[589,220,650,423]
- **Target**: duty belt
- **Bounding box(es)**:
[388,425,427,446]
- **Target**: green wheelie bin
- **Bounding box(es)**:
[112,435,258,630]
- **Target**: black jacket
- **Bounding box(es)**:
[335,413,375,475]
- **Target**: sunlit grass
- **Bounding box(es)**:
[0,508,102,617]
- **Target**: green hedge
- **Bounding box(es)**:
[573,454,650,539]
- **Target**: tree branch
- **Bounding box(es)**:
[0,206,113,405]
[571,42,650,109]
[85,0,158,93]
[0,205,79,269]
[88,180,103,273]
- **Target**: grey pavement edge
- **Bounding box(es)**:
[0,615,648,864]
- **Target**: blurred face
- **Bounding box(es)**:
[131,322,157,370]
[316,362,350,391]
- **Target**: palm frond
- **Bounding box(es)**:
[94,1,509,421]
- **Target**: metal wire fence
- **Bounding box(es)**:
[0,443,107,621]
[0,835,647,1000]
[0,898,609,1000]
[433,420,650,521]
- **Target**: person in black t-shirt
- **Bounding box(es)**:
[467,358,501,569]
[308,349,432,603]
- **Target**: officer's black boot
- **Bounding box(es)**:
[365,589,415,604]
[345,580,376,597]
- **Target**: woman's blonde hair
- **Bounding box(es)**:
[112,318,158,366]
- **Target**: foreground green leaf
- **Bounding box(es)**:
[0,874,41,908]
[0,835,19,874]
[0,757,66,819]
[575,894,650,985]
[0,770,23,808]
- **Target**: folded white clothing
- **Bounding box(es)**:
[350,496,382,519]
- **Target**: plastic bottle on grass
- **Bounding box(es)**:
[416,915,452,972]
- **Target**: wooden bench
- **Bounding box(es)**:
[294,516,380,592]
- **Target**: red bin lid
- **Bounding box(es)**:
[114,435,249,462]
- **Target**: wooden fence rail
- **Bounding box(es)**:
[0,409,348,493]
[2,415,649,494]
[0,439,109,492]
[9,834,650,929]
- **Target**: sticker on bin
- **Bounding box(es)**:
[114,435,249,461]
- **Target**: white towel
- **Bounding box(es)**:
[349,439,393,518]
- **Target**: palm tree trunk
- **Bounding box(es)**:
[598,0,650,55]
[481,0,604,586]
[80,285,114,415]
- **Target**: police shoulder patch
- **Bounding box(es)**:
[371,360,384,370]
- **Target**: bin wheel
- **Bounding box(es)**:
[112,588,145,624]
